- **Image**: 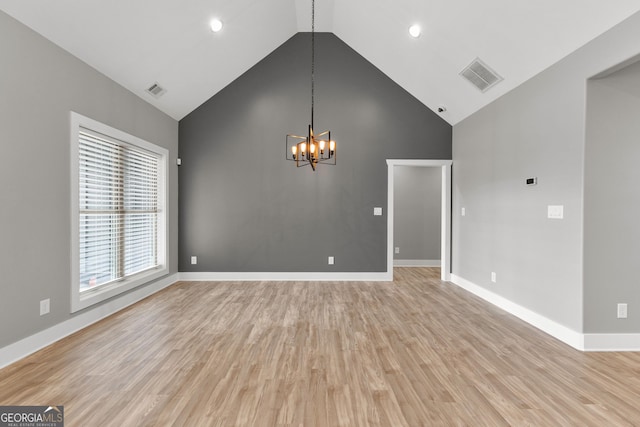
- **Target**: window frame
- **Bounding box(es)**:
[70,112,168,313]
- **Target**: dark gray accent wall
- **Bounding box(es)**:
[393,166,441,260]
[584,58,640,333]
[179,33,451,272]
[0,10,179,349]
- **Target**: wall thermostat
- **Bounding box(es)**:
[526,177,537,186]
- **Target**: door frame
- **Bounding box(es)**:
[386,159,452,281]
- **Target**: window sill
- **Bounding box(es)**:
[71,266,168,313]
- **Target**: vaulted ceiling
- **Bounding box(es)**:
[2,0,640,124]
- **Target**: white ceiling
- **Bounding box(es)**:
[2,0,640,124]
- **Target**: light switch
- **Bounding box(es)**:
[547,205,564,219]
[373,207,383,216]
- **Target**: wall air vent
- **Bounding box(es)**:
[460,58,503,92]
[146,82,166,98]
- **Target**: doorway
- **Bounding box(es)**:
[386,160,452,281]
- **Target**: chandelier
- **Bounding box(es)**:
[285,0,336,170]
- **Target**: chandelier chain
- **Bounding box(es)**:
[311,0,315,128]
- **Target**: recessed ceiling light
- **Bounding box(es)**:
[210,18,223,32]
[409,24,421,38]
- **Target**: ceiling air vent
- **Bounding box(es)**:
[460,58,503,92]
[146,82,166,98]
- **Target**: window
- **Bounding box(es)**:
[71,112,168,312]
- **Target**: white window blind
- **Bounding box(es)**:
[78,127,160,292]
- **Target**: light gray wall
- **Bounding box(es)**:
[584,59,640,333]
[452,11,640,333]
[0,11,179,348]
[179,33,452,273]
[393,166,441,260]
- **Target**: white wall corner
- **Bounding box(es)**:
[449,274,585,351]
[0,274,179,370]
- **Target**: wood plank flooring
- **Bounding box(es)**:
[2,268,640,426]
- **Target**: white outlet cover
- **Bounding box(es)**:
[394,247,400,254]
[191,256,197,265]
[461,207,466,216]
[328,256,335,265]
[491,272,497,283]
[40,299,50,316]
[373,207,383,216]
[618,303,628,319]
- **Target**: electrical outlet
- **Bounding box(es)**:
[328,256,334,265]
[191,256,197,265]
[40,299,50,316]
[618,303,628,319]
[394,247,400,254]
[373,207,383,216]
[491,272,497,283]
[461,207,466,216]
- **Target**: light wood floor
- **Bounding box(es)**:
[2,268,640,426]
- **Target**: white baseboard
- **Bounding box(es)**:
[450,274,585,351]
[582,334,640,351]
[178,271,392,282]
[394,259,440,267]
[0,273,179,369]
